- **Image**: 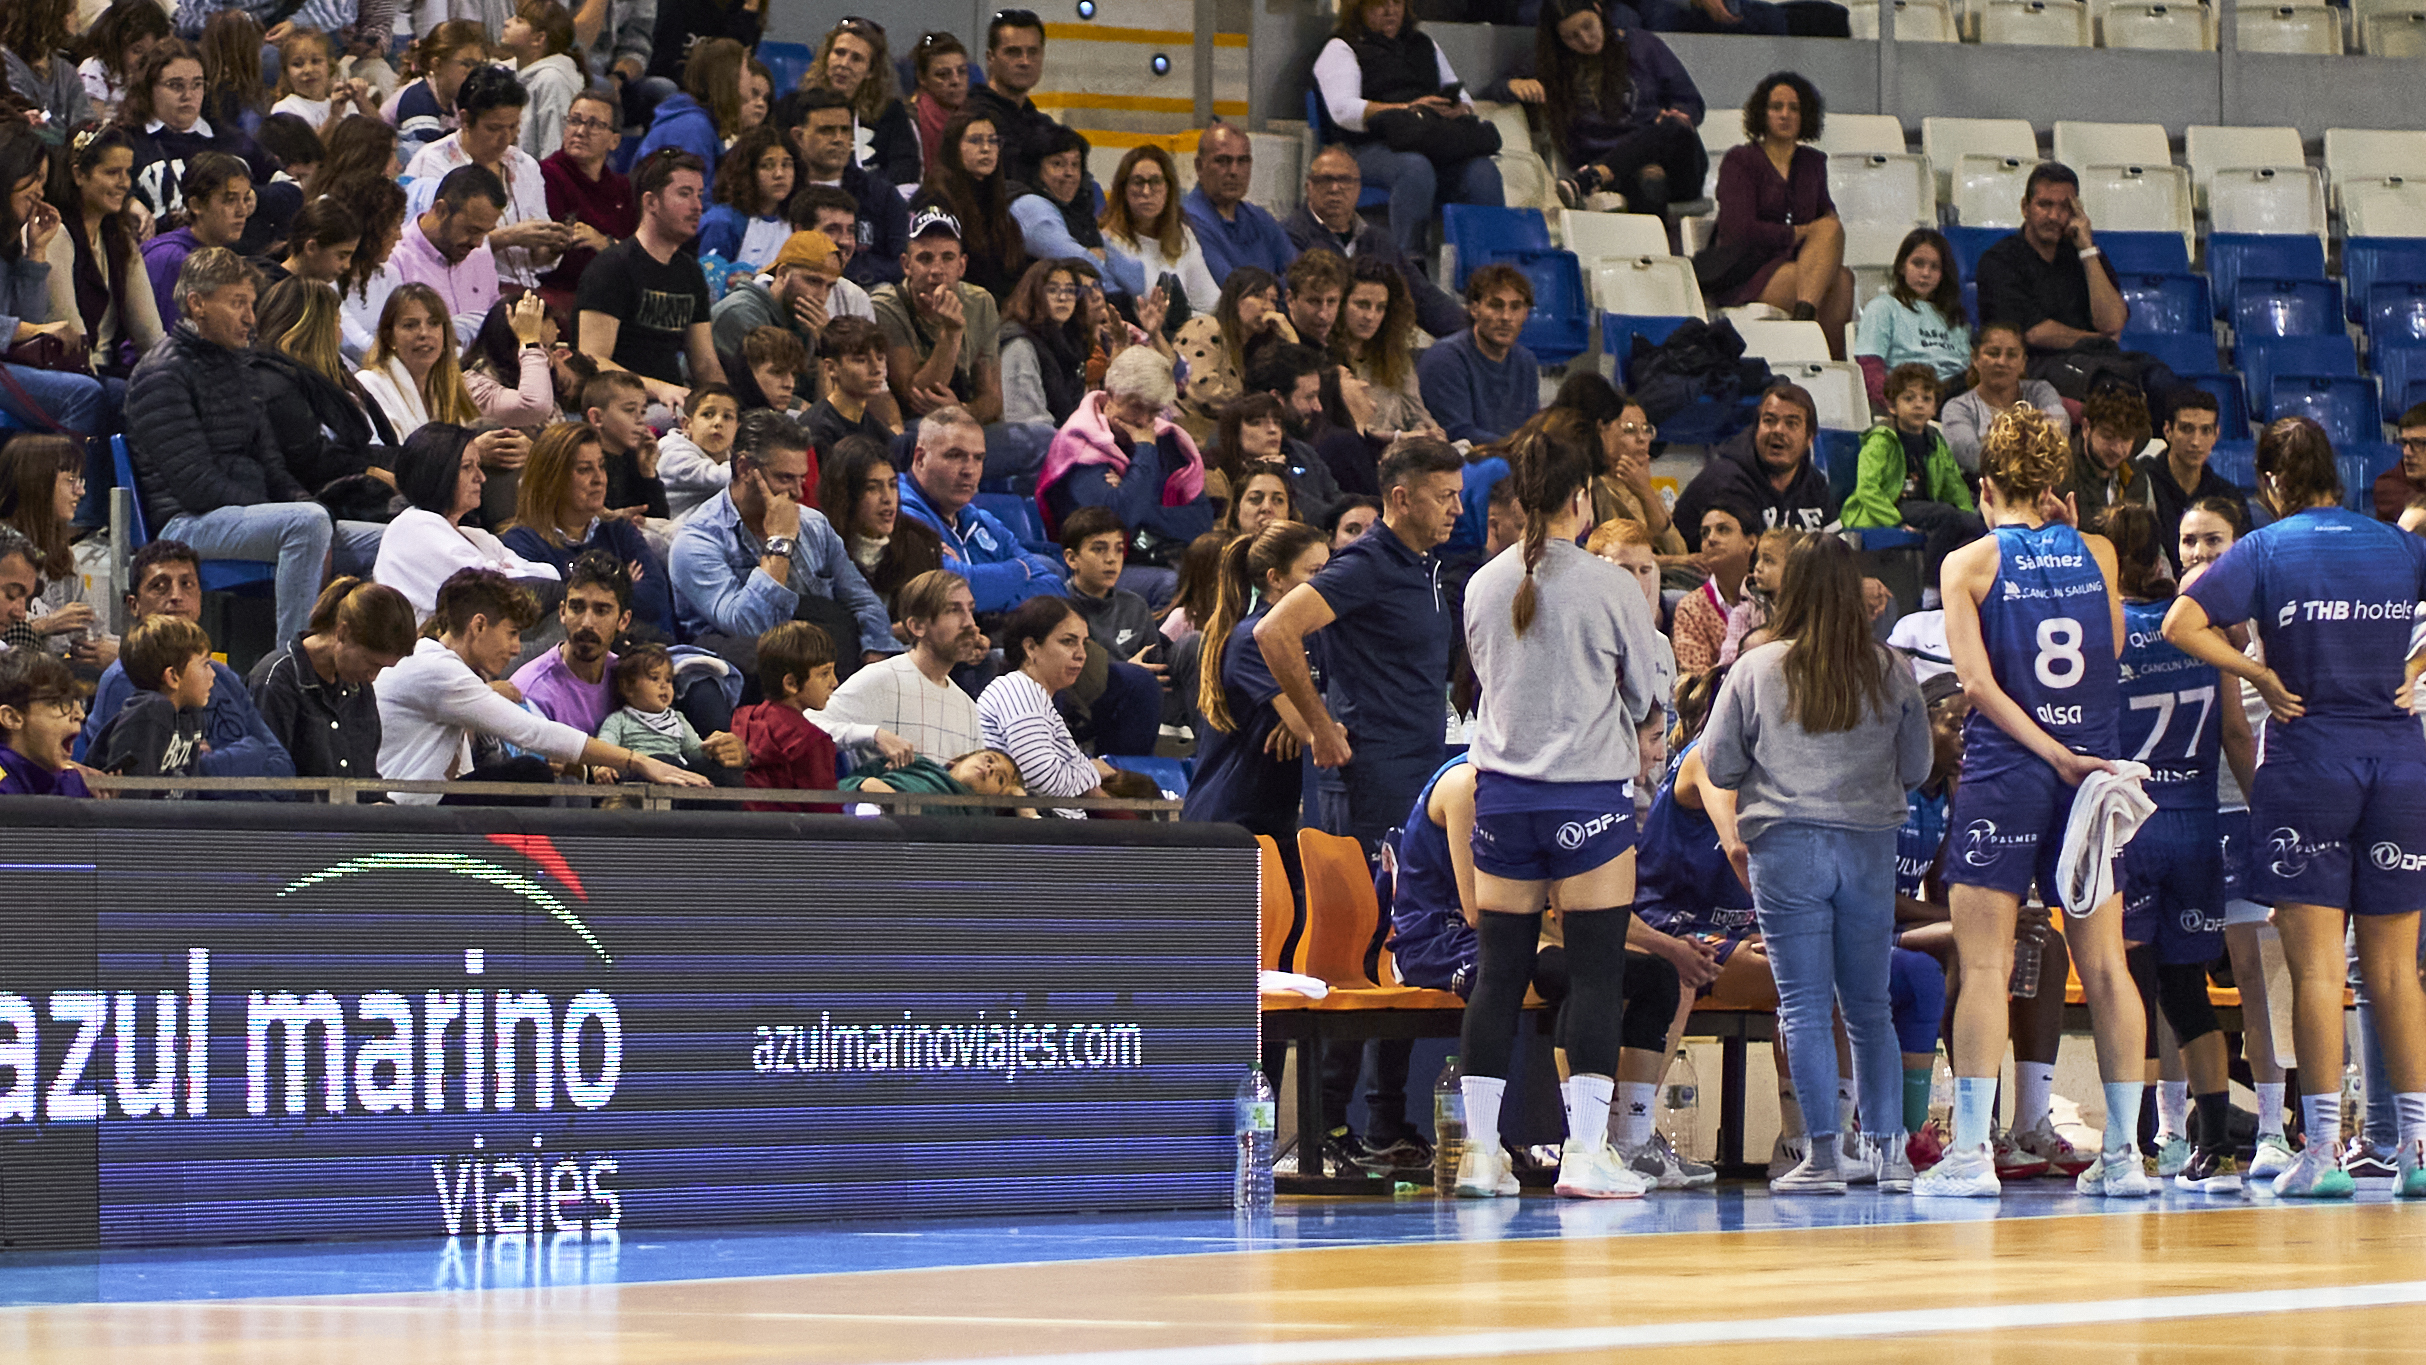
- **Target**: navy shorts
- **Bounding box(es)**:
[1471,772,1637,883]
[2122,807,2228,965]
[2219,808,2258,909]
[2250,752,2426,917]
[1944,754,2083,903]
[1889,947,1946,1055]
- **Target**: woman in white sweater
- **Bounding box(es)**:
[1096,145,1218,315]
[371,423,559,623]
[976,596,1114,816]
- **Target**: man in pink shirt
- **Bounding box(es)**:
[391,163,506,331]
[507,553,630,735]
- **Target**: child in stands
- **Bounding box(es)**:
[86,614,215,794]
[1843,363,1981,590]
[659,383,742,521]
[596,645,738,772]
[0,650,94,797]
[584,371,671,523]
[731,621,840,812]
[1059,506,1158,664]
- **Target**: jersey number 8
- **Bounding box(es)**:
[2033,618,2085,689]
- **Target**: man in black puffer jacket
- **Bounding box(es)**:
[125,247,384,647]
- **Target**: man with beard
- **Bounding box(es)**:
[577,147,726,409]
[510,551,632,735]
[1671,384,1839,552]
[822,569,989,763]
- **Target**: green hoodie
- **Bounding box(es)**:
[1841,422,1975,530]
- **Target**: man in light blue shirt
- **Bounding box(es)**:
[1181,124,1296,284]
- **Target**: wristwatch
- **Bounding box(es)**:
[764,536,797,558]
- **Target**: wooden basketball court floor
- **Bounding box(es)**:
[4,1186,2423,1363]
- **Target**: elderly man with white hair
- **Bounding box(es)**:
[1036,346,1216,560]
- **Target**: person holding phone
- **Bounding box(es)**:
[1310,0,1504,258]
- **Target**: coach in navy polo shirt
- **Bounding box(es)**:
[1256,436,1466,850]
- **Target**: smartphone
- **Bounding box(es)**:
[1437,81,1463,101]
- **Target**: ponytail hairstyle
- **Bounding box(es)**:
[1197,521,1327,734]
[2255,414,2342,512]
[2096,501,2175,601]
[1977,401,2071,507]
[1503,418,1596,637]
[1668,660,1731,752]
[305,576,417,657]
[1160,529,1227,628]
[1769,534,1892,734]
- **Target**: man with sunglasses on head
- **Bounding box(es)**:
[963,8,1060,191]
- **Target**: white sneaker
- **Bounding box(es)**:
[2149,1133,2191,1178]
[1766,1133,1808,1181]
[1875,1135,1916,1194]
[2077,1148,2154,1197]
[1618,1130,1717,1189]
[1767,1152,1848,1195]
[2009,1116,2094,1177]
[2247,1133,2297,1181]
[1837,1132,1881,1186]
[1555,1138,1650,1199]
[1912,1143,2001,1198]
[1454,1143,1520,1198]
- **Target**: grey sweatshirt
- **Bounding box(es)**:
[1699,639,1932,841]
[1465,538,1670,784]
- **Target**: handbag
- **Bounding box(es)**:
[0,332,94,435]
[1367,106,1502,168]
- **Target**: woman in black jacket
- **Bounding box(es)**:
[247,575,416,788]
[251,277,398,496]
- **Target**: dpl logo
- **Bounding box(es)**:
[1556,813,1620,851]
[2373,842,2426,872]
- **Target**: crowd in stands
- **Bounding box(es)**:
[3,0,2425,1198]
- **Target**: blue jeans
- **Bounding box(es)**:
[0,363,110,438]
[161,503,385,645]
[1746,822,1904,1141]
[1351,142,1506,258]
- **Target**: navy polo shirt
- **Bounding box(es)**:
[1306,519,1450,761]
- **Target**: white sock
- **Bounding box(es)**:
[2302,1090,2342,1151]
[2157,1079,2189,1140]
[1777,1086,1806,1141]
[2396,1093,2426,1147]
[2014,1062,2056,1132]
[1616,1081,1658,1148]
[2256,1082,2287,1139]
[1954,1076,1997,1152]
[2103,1081,2144,1159]
[1838,1075,1858,1130]
[1462,1075,1508,1154]
[1565,1074,1615,1148]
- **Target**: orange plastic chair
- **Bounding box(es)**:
[1295,828,1464,1010]
[1257,835,1309,1013]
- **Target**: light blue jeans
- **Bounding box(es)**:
[0,363,109,437]
[1351,142,1506,258]
[1745,821,1904,1143]
[161,503,384,645]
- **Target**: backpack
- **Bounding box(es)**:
[1627,317,1774,424]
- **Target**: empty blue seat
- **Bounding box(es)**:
[755,41,814,97]
[2099,231,2192,274]
[2116,272,2211,333]
[1442,206,1553,289]
[1602,314,1693,387]
[970,491,1059,558]
[2235,334,2359,419]
[2233,277,2344,339]
[1817,429,1864,508]
[2206,233,2327,318]
[2366,282,2426,353]
[2342,238,2426,322]
[1502,249,1590,365]
[2375,343,2426,423]
[2338,443,2403,512]
[2268,374,2380,447]
[2120,331,2218,376]
[1305,91,1391,213]
[1942,226,2005,283]
[2180,372,2253,440]
[2207,439,2258,491]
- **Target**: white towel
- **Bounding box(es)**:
[1258,970,1329,1000]
[2055,760,2155,918]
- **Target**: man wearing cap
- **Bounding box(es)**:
[873,208,1002,417]
[712,229,875,359]
[963,9,1058,191]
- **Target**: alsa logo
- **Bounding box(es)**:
[1556,813,1621,851]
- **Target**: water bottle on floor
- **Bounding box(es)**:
[1659,1053,1703,1162]
[1433,1055,1465,1196]
[1235,1066,1275,1210]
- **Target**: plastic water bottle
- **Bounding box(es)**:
[2341,1062,2364,1147]
[1659,1053,1703,1161]
[1234,1066,1275,1210]
[1432,1055,1465,1196]
[2010,914,2047,999]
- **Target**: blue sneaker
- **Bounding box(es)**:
[2271,1142,2356,1199]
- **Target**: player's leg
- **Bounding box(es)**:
[2067,889,2153,1197]
[1545,848,1644,1198]
[2273,900,2359,1198]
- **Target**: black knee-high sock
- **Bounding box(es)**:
[1460,911,1543,1079]
[1561,910,1632,1080]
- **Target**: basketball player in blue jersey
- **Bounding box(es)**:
[1914,404,2153,1199]
[1453,424,1667,1200]
[2165,417,2426,1199]
[2102,502,2259,1194]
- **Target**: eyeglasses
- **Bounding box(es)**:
[2403,437,2426,451]
[1042,284,1080,300]
[158,78,205,94]
[1307,174,1358,188]
[1616,421,1657,439]
[564,114,614,133]
[1128,175,1166,189]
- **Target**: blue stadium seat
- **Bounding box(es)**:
[2375,343,2426,423]
[2120,331,2219,376]
[2180,372,2253,440]
[2235,334,2359,419]
[756,41,814,96]
[1442,206,1552,290]
[2099,231,2192,275]
[2365,282,2426,353]
[1817,429,1863,508]
[1105,754,1191,800]
[1601,314,1693,387]
[1942,226,2006,283]
[2268,374,2381,448]
[2115,273,2211,334]
[2233,277,2345,339]
[1305,91,1391,214]
[970,492,1059,559]
[2205,233,2327,318]
[2338,443,2402,512]
[2208,440,2258,491]
[1502,250,1589,365]
[2341,238,2426,323]
[109,436,275,594]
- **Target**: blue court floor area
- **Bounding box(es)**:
[0,1183,2317,1309]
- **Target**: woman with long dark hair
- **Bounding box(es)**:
[500,420,675,639]
[808,16,919,190]
[3,0,92,131]
[1452,420,1667,1200]
[1498,0,1703,218]
[817,433,944,611]
[1174,267,1289,437]
[976,596,1116,814]
[1551,371,1685,557]
[915,110,1028,301]
[1700,535,1932,1193]
[1181,521,1331,836]
[1,125,120,442]
[999,258,1096,431]
[1311,0,1503,256]
[0,434,103,663]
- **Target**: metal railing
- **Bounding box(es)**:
[80,774,1183,816]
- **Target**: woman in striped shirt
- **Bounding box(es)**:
[977,596,1113,815]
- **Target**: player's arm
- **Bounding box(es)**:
[2219,681,2257,796]
[1435,764,1481,929]
[1254,583,1348,768]
[2161,594,2305,721]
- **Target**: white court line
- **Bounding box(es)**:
[874,1279,2426,1365]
